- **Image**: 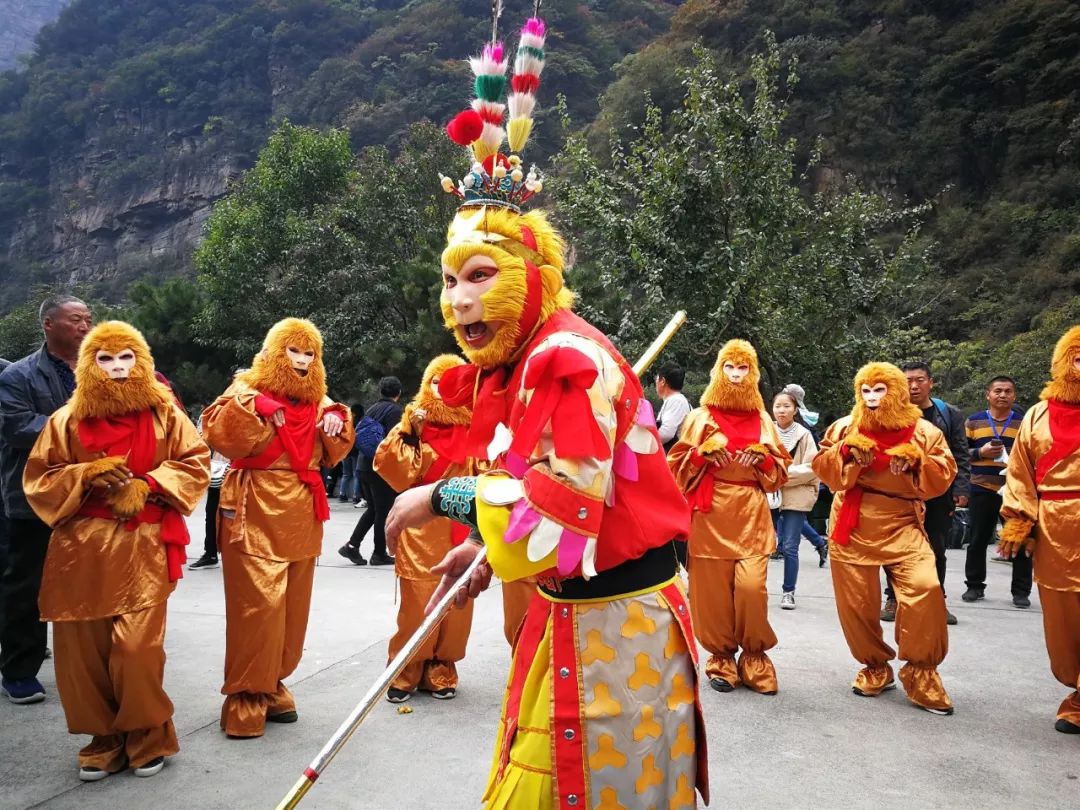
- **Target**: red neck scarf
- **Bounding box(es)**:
[1036,399,1080,486]
[687,407,762,512]
[77,409,190,583]
[232,398,329,521]
[832,423,916,545]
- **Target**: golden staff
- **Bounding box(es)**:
[274,310,687,810]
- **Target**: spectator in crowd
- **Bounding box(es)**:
[880,362,968,626]
[962,376,1030,607]
[188,411,230,570]
[655,363,691,453]
[344,377,404,566]
[771,388,828,610]
[337,405,363,503]
[0,295,91,704]
[0,357,9,573]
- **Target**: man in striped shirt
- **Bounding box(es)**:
[962,376,1031,607]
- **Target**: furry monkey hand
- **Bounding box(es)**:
[997,518,1036,559]
[699,433,730,464]
[843,432,877,467]
[106,478,151,519]
[885,442,923,475]
[81,456,132,489]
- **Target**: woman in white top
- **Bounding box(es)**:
[771,389,827,609]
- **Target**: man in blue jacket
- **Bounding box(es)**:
[0,295,90,704]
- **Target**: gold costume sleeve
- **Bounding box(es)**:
[667,408,713,496]
[812,418,864,493]
[1000,407,1041,530]
[147,406,211,515]
[23,408,94,528]
[201,382,275,460]
[373,424,437,493]
[317,396,355,468]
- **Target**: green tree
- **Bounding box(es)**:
[555,38,935,417]
[125,278,232,408]
[194,120,464,397]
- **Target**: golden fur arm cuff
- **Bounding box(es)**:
[842,433,877,453]
[700,433,728,455]
[80,456,128,487]
[1000,518,1035,544]
[744,443,768,457]
[106,479,151,519]
[885,442,924,469]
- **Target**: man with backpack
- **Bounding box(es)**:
[880,362,969,625]
[339,377,403,566]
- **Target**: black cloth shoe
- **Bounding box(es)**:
[1055,718,1080,734]
[268,710,298,723]
[1012,594,1031,609]
[946,608,958,626]
[431,687,456,700]
[338,545,366,566]
[709,677,734,693]
[961,588,984,602]
[188,554,219,570]
[369,551,395,566]
[817,544,828,568]
[386,688,411,703]
[769,551,784,561]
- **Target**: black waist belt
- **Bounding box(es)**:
[539,543,678,601]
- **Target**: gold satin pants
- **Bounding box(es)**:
[389,577,473,692]
[688,554,778,693]
[52,601,177,771]
[831,550,952,712]
[219,520,315,737]
[1039,585,1080,724]
[501,578,536,647]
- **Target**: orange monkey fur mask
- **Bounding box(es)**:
[1041,324,1080,404]
[405,354,472,427]
[239,318,327,404]
[440,206,574,368]
[850,362,922,432]
[70,321,174,421]
[701,339,765,412]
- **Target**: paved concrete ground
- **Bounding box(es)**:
[1,498,1077,809]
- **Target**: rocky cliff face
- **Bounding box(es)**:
[0,1,69,70]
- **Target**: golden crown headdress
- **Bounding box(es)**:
[439,1,547,213]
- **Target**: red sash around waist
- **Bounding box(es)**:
[78,499,189,583]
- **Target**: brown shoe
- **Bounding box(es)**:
[880,597,897,623]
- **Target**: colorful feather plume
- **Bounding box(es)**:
[468,41,508,161]
[507,17,546,152]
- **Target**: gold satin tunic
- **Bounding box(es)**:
[201,380,355,561]
[668,407,789,558]
[1001,401,1080,592]
[813,416,957,564]
[25,403,210,621]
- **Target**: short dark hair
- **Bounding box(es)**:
[900,361,933,379]
[656,364,685,390]
[986,375,1016,390]
[39,294,87,324]
[379,376,402,398]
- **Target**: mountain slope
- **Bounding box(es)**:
[0,0,70,71]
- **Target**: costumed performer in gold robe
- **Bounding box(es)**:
[812,362,957,715]
[25,321,209,780]
[201,318,354,738]
[374,354,476,702]
[668,339,789,695]
[999,324,1080,734]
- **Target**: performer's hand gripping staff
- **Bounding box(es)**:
[273,310,685,810]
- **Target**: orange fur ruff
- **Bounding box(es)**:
[700,339,765,412]
[851,362,921,432]
[1040,324,1080,404]
[440,207,574,368]
[410,354,472,426]
[69,321,174,421]
[239,317,327,403]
